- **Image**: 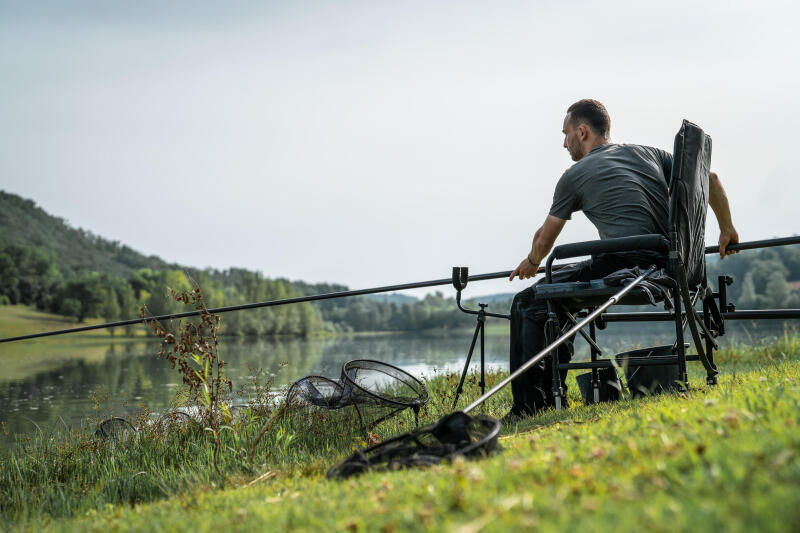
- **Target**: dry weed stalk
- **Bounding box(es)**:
[141,280,232,470]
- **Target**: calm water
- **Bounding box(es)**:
[1,320,795,450]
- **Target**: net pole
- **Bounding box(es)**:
[462,265,656,414]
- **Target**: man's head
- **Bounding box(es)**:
[562,99,611,161]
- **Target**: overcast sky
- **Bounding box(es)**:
[1,1,798,299]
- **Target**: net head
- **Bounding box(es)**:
[341,359,429,408]
[284,360,429,435]
[94,417,135,440]
[326,411,501,479]
[430,411,473,447]
[286,375,346,409]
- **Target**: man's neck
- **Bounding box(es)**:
[582,138,609,158]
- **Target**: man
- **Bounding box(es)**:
[504,99,739,421]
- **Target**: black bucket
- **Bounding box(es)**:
[616,345,682,397]
[576,367,622,405]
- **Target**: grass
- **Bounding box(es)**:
[2,333,800,531]
[0,305,147,384]
[0,305,138,340]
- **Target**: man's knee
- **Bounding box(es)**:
[512,285,536,303]
[511,286,537,317]
[513,290,549,322]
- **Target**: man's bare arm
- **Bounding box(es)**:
[509,215,567,281]
[709,171,739,259]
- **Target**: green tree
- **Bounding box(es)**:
[764,271,790,308]
[103,288,121,336]
[0,250,20,304]
[59,275,106,322]
[738,272,757,309]
[58,298,81,321]
[116,283,138,336]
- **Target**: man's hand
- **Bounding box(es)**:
[510,216,565,282]
[719,227,740,259]
[509,256,540,281]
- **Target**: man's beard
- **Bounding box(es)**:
[568,141,582,161]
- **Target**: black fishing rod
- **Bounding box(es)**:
[1,235,798,345]
[0,263,577,344]
[703,235,800,255]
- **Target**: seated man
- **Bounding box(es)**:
[505,99,739,420]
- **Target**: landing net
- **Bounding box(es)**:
[327,411,501,479]
[286,359,429,431]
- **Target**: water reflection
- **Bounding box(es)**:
[1,320,795,450]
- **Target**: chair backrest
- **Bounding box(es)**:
[668,120,712,287]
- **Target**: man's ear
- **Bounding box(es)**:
[577,123,588,141]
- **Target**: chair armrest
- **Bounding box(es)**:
[551,234,668,260]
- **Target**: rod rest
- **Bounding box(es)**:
[550,234,669,260]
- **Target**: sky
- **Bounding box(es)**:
[1,1,798,299]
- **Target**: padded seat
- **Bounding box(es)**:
[534,279,661,307]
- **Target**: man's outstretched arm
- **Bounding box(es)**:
[709,171,739,259]
[509,215,567,281]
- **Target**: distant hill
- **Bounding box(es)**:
[365,293,418,305]
[0,191,497,334]
[0,191,181,278]
[0,190,518,308]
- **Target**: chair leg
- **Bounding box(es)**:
[589,319,601,403]
[547,310,564,410]
[703,296,718,386]
[678,268,716,379]
[673,290,689,389]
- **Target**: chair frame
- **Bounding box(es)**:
[541,232,723,408]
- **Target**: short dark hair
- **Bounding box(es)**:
[567,99,610,138]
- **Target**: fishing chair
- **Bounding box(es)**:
[534,120,724,409]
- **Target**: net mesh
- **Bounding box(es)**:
[94,417,136,439]
[327,411,501,479]
[285,359,429,431]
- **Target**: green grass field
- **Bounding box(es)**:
[0,304,123,339]
[2,333,800,532]
[0,305,147,383]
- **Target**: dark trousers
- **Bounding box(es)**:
[509,254,638,414]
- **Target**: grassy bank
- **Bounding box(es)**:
[3,334,800,531]
[0,305,129,340]
[0,305,151,384]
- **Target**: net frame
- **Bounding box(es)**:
[327,411,501,479]
[95,417,136,439]
[284,359,429,432]
[286,375,348,409]
[341,359,429,408]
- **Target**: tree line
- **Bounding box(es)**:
[0,241,485,336]
[0,242,319,336]
[1,238,797,337]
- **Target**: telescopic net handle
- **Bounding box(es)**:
[462,265,656,414]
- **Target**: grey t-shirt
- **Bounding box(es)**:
[549,143,672,242]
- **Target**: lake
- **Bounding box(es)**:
[1,319,796,450]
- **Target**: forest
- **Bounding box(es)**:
[1,191,797,336]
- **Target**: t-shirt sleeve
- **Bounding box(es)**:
[549,171,579,220]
